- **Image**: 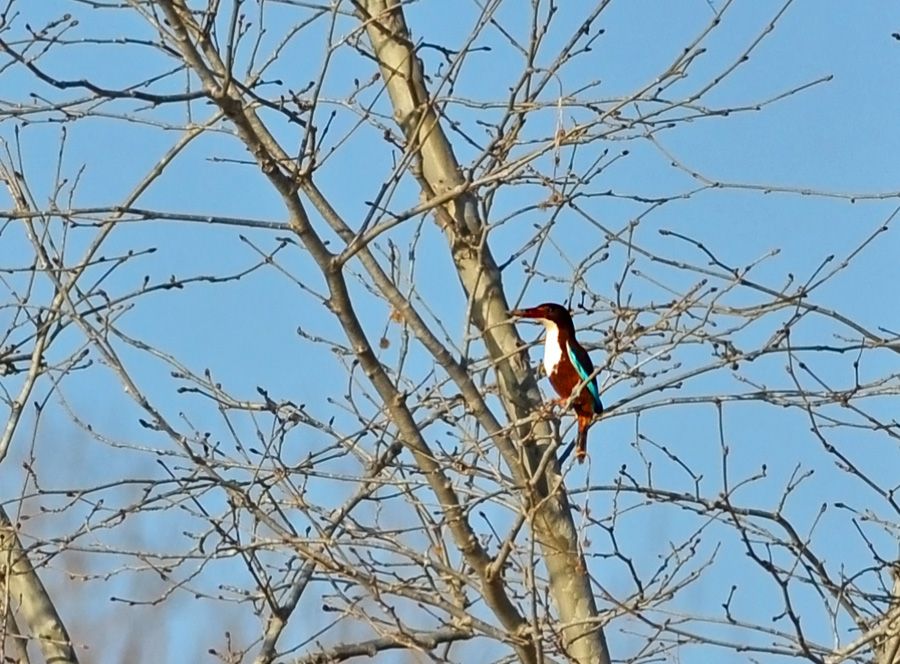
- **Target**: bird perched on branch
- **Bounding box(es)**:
[511,302,603,463]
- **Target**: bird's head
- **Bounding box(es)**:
[510,302,573,326]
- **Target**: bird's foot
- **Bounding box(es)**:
[538,398,563,420]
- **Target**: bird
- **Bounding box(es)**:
[511,302,603,463]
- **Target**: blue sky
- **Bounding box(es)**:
[2,1,900,662]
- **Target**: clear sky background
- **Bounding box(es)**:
[2,1,900,662]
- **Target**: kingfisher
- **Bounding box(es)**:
[511,303,603,463]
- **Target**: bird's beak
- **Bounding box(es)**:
[510,308,541,320]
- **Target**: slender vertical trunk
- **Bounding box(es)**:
[355,2,611,661]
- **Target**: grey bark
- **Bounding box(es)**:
[877,565,900,664]
[1,506,78,664]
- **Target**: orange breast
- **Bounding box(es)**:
[549,361,597,418]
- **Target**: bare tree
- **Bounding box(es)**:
[2,1,900,662]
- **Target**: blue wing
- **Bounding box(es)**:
[567,341,603,413]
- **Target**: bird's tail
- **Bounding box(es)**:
[575,414,592,464]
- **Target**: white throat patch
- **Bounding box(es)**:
[541,320,563,377]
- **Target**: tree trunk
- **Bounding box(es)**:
[356,2,611,662]
[1,507,78,664]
